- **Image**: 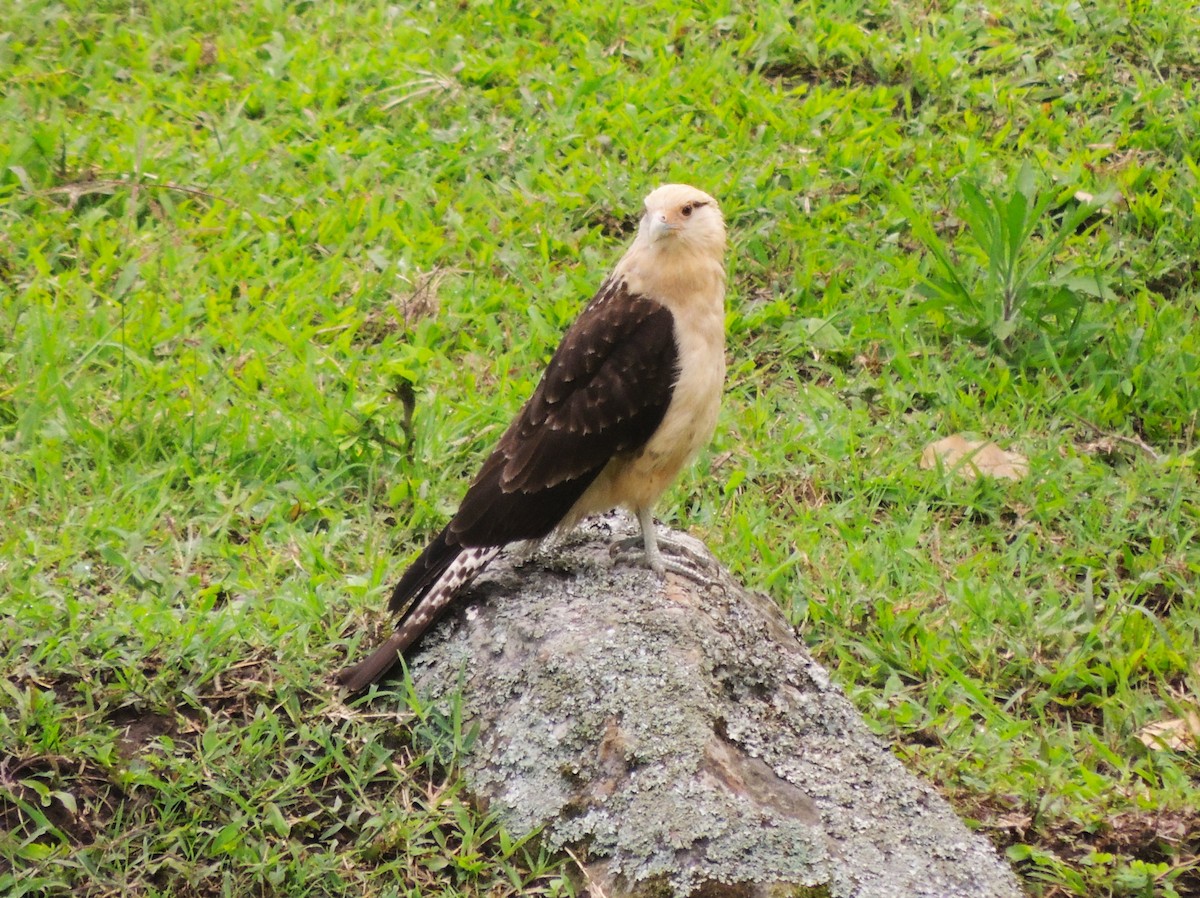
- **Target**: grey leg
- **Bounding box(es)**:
[637,505,668,576]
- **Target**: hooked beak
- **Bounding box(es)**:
[647,213,676,242]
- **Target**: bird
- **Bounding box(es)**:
[338,183,727,692]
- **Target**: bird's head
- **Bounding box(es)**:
[637,184,725,257]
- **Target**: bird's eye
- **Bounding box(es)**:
[681,203,694,217]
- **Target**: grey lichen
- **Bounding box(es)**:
[405,514,1024,898]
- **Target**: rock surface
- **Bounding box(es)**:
[403,513,1025,898]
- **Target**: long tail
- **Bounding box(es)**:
[338,528,499,692]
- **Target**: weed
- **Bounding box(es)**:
[900,163,1115,365]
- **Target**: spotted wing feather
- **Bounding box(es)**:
[450,279,679,546]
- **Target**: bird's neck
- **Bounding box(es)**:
[614,242,726,317]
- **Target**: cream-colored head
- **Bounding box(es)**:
[635,184,725,258]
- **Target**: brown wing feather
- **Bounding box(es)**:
[448,278,678,547]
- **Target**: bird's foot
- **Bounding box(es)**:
[609,532,718,584]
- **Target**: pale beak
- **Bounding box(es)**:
[647,213,675,242]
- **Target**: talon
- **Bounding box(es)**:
[602,507,716,585]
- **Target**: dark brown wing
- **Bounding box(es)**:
[448,277,678,547]
[349,277,678,681]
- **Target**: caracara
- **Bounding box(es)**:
[338,184,727,691]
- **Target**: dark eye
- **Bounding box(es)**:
[681,203,694,217]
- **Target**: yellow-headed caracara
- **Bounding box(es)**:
[338,184,726,691]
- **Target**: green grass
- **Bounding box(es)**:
[3,0,1199,895]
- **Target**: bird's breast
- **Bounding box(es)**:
[642,306,725,466]
[602,300,725,510]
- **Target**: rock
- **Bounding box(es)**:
[403,513,1025,898]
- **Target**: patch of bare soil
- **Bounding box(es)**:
[965,791,1200,897]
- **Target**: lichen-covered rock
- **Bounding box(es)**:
[404,514,1024,898]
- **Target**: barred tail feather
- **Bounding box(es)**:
[338,543,500,692]
[388,527,458,614]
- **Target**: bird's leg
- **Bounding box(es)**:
[637,504,669,576]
